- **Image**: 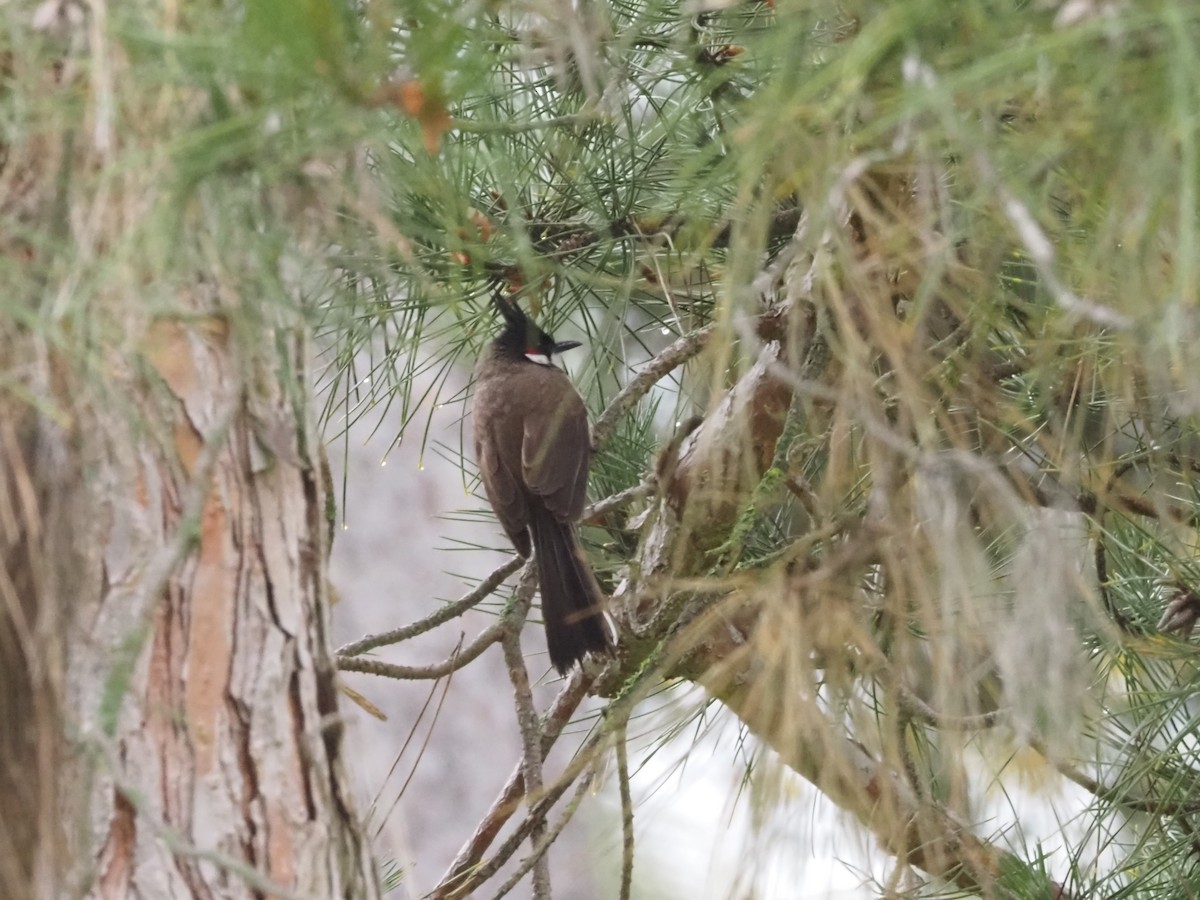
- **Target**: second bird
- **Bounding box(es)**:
[472,292,613,673]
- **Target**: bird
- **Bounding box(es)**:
[472,292,613,674]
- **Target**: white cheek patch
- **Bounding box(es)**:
[524,352,554,367]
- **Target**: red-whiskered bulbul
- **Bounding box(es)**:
[472,292,613,673]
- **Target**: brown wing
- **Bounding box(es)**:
[475,428,531,557]
[521,386,590,522]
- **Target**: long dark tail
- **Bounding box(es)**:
[528,505,613,673]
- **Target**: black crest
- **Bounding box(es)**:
[491,289,529,331]
[490,289,554,355]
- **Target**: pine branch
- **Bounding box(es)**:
[336,556,523,658]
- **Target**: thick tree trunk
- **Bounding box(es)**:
[0,5,380,892]
[0,383,80,900]
[57,317,379,899]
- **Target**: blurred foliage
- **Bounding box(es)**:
[8,0,1200,896]
[316,0,1200,896]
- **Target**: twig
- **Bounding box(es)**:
[337,624,502,680]
[337,479,650,664]
[370,656,459,839]
[1029,740,1200,818]
[583,477,656,524]
[490,768,598,900]
[499,567,551,900]
[337,556,523,657]
[455,641,678,900]
[441,728,609,899]
[894,683,1007,731]
[432,672,593,897]
[591,325,714,451]
[616,723,634,900]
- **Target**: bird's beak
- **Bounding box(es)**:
[553,340,582,354]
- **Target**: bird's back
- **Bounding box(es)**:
[472,348,591,526]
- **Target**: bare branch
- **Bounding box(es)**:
[499,568,551,900]
[434,672,593,896]
[893,683,1008,731]
[1031,740,1200,818]
[337,556,523,657]
[337,624,503,680]
[591,325,714,451]
[583,477,656,524]
[439,723,613,899]
[432,623,681,900]
[489,768,597,900]
[616,724,634,900]
[336,478,651,671]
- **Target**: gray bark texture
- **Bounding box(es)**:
[0,319,380,900]
[1,5,380,896]
[65,318,380,900]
